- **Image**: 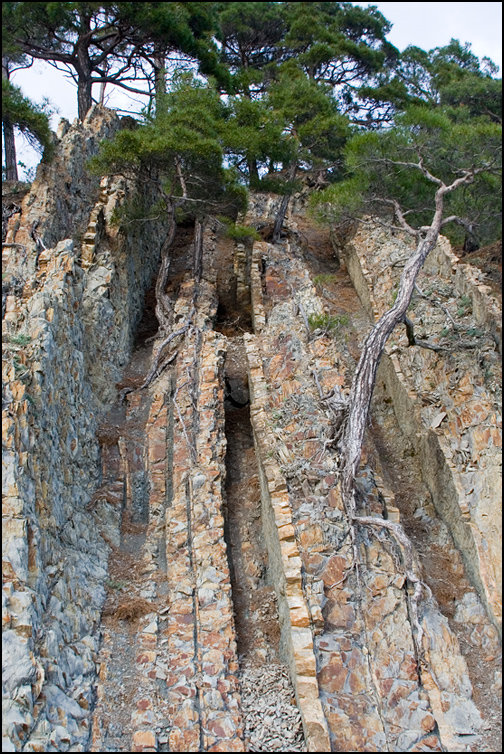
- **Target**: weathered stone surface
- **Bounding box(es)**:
[3,146,499,753]
[344,222,502,633]
[2,108,170,751]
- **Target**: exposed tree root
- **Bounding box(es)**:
[353,515,431,662]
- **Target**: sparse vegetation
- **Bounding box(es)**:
[219,218,260,242]
[313,273,337,288]
[5,333,32,346]
[457,295,473,316]
[308,312,349,334]
[106,579,128,591]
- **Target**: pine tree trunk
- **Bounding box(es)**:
[76,32,93,120]
[77,77,93,120]
[2,58,17,181]
[340,225,443,517]
[272,162,297,243]
[248,158,260,188]
[193,218,205,282]
[153,50,167,114]
[3,116,18,181]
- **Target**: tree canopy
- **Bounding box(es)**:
[2,2,228,118]
[2,0,501,251]
[89,73,247,221]
[311,100,501,249]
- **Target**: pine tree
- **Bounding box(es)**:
[2,73,53,180]
[310,104,501,517]
[90,74,246,221]
[262,66,350,240]
[3,2,227,119]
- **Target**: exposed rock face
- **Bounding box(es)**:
[2,112,501,753]
[344,224,502,634]
[2,109,169,751]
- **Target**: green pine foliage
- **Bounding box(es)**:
[3,1,499,251]
[310,103,501,247]
[90,74,247,221]
[2,78,54,161]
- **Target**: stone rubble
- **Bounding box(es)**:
[239,664,305,752]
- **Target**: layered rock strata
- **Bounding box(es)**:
[343,223,502,633]
[3,110,501,753]
[239,196,490,752]
[2,109,169,751]
[89,219,306,752]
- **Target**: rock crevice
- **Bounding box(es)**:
[2,112,501,753]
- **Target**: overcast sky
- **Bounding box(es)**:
[6,2,503,178]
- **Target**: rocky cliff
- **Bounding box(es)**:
[2,110,501,752]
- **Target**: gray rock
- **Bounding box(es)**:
[2,631,36,693]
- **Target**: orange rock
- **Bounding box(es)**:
[471,426,491,453]
[132,730,156,751]
[169,727,200,752]
[325,601,355,629]
[328,486,344,510]
[299,525,324,550]
[290,606,311,628]
[491,428,502,447]
[135,651,156,664]
[321,555,347,587]
[318,658,348,693]
[301,551,326,574]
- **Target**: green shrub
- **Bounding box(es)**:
[220,218,260,242]
[313,273,337,287]
[308,312,349,333]
[7,333,32,346]
[457,295,472,316]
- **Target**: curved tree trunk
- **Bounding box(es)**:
[340,221,444,517]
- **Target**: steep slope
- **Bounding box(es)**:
[2,110,501,753]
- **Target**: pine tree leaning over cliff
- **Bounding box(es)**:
[310,102,501,529]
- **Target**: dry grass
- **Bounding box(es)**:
[114,598,154,622]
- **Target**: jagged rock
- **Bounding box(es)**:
[2,123,501,754]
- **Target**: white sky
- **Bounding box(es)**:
[354,2,502,70]
[6,2,503,178]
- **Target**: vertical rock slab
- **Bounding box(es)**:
[344,223,502,634]
[241,196,484,751]
[2,107,170,751]
[245,334,331,753]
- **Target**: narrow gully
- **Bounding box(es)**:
[89,225,197,751]
[215,236,307,751]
